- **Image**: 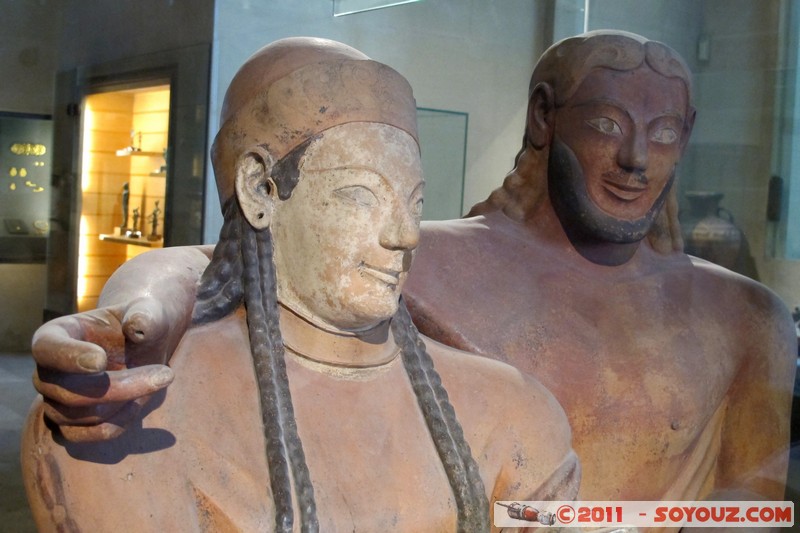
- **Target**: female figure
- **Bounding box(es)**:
[23,38,577,531]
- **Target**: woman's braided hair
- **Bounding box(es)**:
[193,142,489,531]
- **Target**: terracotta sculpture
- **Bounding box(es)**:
[22,38,578,531]
[26,29,795,521]
[407,31,795,503]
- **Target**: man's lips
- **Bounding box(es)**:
[602,180,646,201]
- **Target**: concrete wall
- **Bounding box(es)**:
[204,0,548,240]
[55,0,214,71]
[0,1,60,115]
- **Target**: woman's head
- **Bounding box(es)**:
[264,123,423,331]
[211,37,424,331]
[195,38,487,532]
[211,36,419,208]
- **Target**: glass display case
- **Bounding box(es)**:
[0,113,52,263]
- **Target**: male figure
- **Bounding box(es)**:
[405,31,795,502]
[30,31,796,506]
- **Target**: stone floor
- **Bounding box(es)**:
[0,353,36,533]
[1,352,799,532]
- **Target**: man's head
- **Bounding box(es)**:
[528,30,695,253]
[529,30,693,111]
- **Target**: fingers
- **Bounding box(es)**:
[31,318,111,374]
[42,398,128,426]
[34,364,174,407]
[58,398,150,443]
[61,423,125,442]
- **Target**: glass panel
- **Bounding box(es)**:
[553,0,588,41]
[0,113,52,263]
[773,0,800,260]
[583,0,776,281]
[333,0,421,17]
[416,108,468,220]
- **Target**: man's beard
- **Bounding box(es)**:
[547,135,674,245]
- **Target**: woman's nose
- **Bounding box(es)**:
[379,206,420,251]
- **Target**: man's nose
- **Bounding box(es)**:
[379,206,420,251]
[617,129,648,172]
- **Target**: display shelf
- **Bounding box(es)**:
[115,149,164,157]
[99,233,162,247]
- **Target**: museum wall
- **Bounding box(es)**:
[54,0,214,72]
[203,0,548,240]
[0,1,60,116]
[0,0,214,351]
[1,1,59,351]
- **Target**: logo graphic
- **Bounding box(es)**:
[495,502,555,525]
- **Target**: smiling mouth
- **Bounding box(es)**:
[602,180,647,202]
[360,263,402,287]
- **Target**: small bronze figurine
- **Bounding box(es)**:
[147,200,162,241]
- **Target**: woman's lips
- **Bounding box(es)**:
[360,263,401,286]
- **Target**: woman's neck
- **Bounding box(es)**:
[279,304,399,368]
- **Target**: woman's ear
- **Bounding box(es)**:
[235,148,277,230]
[527,82,556,150]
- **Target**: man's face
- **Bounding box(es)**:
[549,64,689,243]
[272,122,424,332]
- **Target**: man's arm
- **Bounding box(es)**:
[31,244,212,441]
[714,284,796,499]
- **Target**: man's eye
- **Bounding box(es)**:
[334,185,378,207]
[651,127,678,145]
[586,117,622,136]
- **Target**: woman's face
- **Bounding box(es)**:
[271,123,424,332]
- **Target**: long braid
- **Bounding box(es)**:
[253,226,318,532]
[392,298,490,532]
[193,201,318,532]
[193,200,244,324]
[239,218,295,532]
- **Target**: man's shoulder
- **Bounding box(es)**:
[413,213,542,282]
[686,256,789,314]
[419,215,492,249]
[679,257,796,367]
[420,211,533,245]
[425,336,566,424]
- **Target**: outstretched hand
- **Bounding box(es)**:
[30,245,212,442]
[32,298,177,442]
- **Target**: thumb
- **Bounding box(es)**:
[121,297,170,366]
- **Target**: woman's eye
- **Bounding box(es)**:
[334,185,378,207]
[411,197,424,218]
[651,127,679,145]
[586,117,622,136]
